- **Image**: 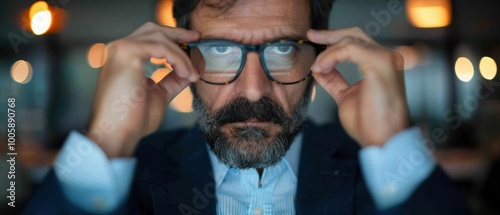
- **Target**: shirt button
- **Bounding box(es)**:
[254,207,263,215]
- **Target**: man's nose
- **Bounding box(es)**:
[234,53,273,102]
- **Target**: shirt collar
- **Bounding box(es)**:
[207,132,303,188]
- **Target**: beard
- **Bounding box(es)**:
[191,83,312,169]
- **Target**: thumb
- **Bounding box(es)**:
[312,68,350,103]
[156,70,194,104]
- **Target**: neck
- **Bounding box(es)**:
[256,168,264,188]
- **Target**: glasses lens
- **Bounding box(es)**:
[262,42,316,83]
[190,41,242,84]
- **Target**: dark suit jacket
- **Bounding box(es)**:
[23,121,471,214]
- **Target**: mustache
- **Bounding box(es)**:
[213,97,289,126]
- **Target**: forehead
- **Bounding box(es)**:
[190,0,310,45]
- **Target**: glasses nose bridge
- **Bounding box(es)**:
[243,44,260,53]
[241,45,261,59]
[240,44,265,72]
[237,44,272,102]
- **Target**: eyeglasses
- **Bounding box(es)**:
[181,39,325,85]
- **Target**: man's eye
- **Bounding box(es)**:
[269,45,294,54]
[210,46,232,54]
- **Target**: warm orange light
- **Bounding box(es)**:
[455,57,474,82]
[479,56,497,80]
[11,60,33,84]
[88,43,108,68]
[150,57,167,65]
[311,85,316,101]
[29,1,49,19]
[170,88,193,113]
[30,1,52,35]
[31,10,52,35]
[151,68,171,83]
[406,0,451,28]
[25,2,67,35]
[156,0,176,27]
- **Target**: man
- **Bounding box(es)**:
[24,0,470,214]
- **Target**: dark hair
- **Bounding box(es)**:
[173,0,335,30]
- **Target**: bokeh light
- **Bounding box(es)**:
[455,57,474,82]
[170,88,193,113]
[406,0,451,28]
[156,0,176,27]
[31,10,52,35]
[87,43,107,68]
[151,68,171,83]
[29,1,49,19]
[150,57,167,65]
[30,1,52,35]
[10,60,33,84]
[479,56,497,80]
[311,85,316,102]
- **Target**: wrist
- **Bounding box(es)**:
[85,122,140,158]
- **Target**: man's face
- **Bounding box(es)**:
[190,0,312,169]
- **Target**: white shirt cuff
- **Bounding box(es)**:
[359,127,436,210]
[53,131,136,213]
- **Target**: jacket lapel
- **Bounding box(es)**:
[296,121,361,215]
[151,126,217,215]
[148,121,361,215]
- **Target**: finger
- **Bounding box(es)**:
[128,23,200,81]
[156,69,194,103]
[128,22,200,44]
[134,33,199,81]
[307,27,375,46]
[311,41,397,77]
[312,68,350,103]
[132,41,194,80]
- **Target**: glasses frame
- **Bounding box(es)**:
[181,39,326,85]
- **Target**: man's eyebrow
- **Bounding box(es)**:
[272,36,307,42]
[198,34,307,44]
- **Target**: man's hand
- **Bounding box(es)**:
[86,22,200,158]
[307,27,409,147]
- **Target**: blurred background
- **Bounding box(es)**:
[1,0,499,214]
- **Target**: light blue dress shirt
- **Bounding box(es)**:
[54,127,435,214]
[208,133,303,215]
